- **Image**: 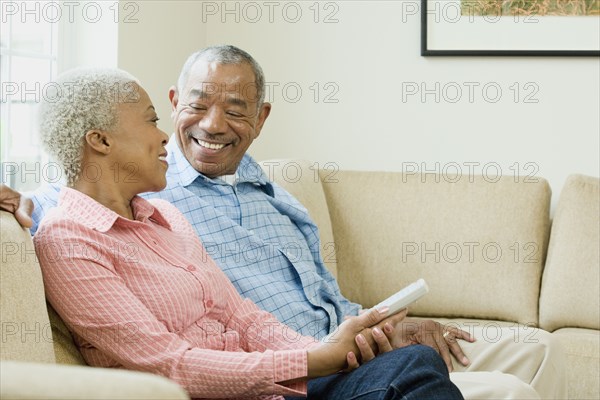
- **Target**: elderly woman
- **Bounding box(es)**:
[33,68,462,400]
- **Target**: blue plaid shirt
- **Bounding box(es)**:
[30,138,360,338]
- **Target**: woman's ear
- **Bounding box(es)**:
[84,130,112,154]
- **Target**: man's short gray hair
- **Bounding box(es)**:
[176,45,266,106]
[38,67,139,186]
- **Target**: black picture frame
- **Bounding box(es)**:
[421,0,600,57]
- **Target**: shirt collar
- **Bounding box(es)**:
[166,137,203,187]
[165,135,273,192]
[58,187,172,233]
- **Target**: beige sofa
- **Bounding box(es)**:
[266,162,599,400]
[1,164,598,399]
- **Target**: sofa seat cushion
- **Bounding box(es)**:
[552,327,600,400]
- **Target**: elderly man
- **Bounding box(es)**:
[29,45,564,399]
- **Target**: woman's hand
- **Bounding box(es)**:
[307,307,407,377]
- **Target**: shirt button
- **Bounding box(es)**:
[187,265,196,272]
[206,300,214,308]
[248,230,254,235]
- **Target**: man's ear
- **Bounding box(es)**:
[253,102,272,139]
[169,86,179,113]
[84,130,112,154]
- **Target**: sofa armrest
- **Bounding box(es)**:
[0,360,189,400]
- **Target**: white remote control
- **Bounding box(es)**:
[372,279,429,316]
[320,279,429,343]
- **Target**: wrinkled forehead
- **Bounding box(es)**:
[182,61,259,103]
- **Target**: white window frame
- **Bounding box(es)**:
[1,0,118,190]
[1,0,60,190]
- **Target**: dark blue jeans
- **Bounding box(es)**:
[286,345,463,400]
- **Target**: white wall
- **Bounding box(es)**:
[118,1,207,135]
[58,1,119,72]
[117,1,599,207]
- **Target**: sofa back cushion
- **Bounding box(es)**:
[320,171,551,325]
[539,174,600,331]
[260,159,338,277]
[0,211,55,363]
[47,304,87,365]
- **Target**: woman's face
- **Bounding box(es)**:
[110,85,170,194]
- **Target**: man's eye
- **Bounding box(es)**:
[226,111,243,118]
[187,104,207,111]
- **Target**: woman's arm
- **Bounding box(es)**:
[34,221,309,398]
[219,270,399,379]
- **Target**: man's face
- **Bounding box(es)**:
[170,60,271,178]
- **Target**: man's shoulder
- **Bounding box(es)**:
[28,182,61,203]
[269,180,310,212]
[28,183,63,235]
[142,183,225,231]
[143,181,213,208]
[146,197,198,235]
[147,197,184,220]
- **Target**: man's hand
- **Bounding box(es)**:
[387,317,475,372]
[0,184,34,228]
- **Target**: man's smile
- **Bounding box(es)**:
[195,138,227,150]
[186,132,232,152]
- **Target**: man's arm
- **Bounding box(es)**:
[270,182,363,318]
[0,184,33,228]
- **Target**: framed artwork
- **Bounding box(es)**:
[421,0,600,56]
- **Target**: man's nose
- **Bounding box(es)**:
[197,106,227,134]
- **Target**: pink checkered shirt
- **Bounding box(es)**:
[34,187,317,399]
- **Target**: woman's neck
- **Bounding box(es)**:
[72,179,135,220]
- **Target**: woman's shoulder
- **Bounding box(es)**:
[34,205,76,239]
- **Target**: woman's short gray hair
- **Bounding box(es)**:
[38,67,139,186]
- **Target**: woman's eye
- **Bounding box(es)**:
[151,117,160,123]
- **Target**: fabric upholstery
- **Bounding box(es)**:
[539,174,600,331]
[47,304,86,365]
[552,328,600,400]
[0,211,55,364]
[0,360,189,400]
[319,171,551,325]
